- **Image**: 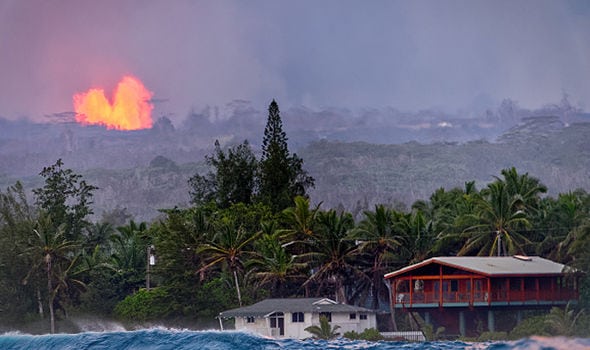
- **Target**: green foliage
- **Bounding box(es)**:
[193,277,240,318]
[259,100,314,212]
[343,328,384,341]
[411,312,445,341]
[189,140,257,208]
[508,314,550,339]
[477,331,508,341]
[303,210,361,303]
[0,182,37,319]
[3,151,590,336]
[32,159,98,241]
[545,302,585,336]
[304,315,341,340]
[114,288,172,321]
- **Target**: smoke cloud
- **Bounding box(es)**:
[0,0,588,123]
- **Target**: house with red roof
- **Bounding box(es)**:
[384,256,579,337]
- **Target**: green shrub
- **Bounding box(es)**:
[343,328,384,341]
[359,328,384,341]
[343,330,360,340]
[114,288,172,321]
[509,314,550,339]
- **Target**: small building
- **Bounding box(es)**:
[384,256,579,337]
[218,297,377,339]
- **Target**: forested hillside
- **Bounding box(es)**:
[30,117,590,222]
[301,117,590,216]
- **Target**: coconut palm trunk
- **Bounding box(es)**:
[233,269,242,307]
[45,252,55,334]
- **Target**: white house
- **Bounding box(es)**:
[218,297,377,339]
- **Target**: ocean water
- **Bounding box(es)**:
[0,329,589,350]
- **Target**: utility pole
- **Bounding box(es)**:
[147,245,155,290]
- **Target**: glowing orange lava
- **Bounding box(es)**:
[73,76,154,130]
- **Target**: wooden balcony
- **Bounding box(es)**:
[393,289,578,308]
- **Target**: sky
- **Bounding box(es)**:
[0,0,589,123]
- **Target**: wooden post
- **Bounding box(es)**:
[487,278,491,305]
[409,275,413,307]
[439,266,443,306]
[470,277,474,305]
[506,278,510,303]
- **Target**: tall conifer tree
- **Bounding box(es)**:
[259,100,314,212]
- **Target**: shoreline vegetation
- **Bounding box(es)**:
[1,101,589,339]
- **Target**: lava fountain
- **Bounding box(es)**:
[73,75,154,130]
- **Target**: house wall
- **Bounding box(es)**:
[311,312,377,335]
[235,317,271,337]
[282,312,313,339]
[235,311,377,339]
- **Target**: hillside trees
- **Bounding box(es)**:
[0,160,98,332]
[0,182,37,319]
[189,140,257,208]
[189,100,314,214]
[258,100,315,212]
[33,159,98,241]
[458,169,546,256]
[352,205,403,309]
[23,218,81,333]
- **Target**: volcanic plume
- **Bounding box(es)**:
[73,76,154,130]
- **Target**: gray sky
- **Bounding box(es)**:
[1,0,589,123]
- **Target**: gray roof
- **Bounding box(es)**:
[219,298,375,318]
[384,256,574,279]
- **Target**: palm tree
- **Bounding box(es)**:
[545,302,585,336]
[110,221,148,272]
[537,191,590,261]
[399,210,436,264]
[302,210,363,304]
[198,219,259,306]
[23,218,79,333]
[459,181,531,256]
[247,222,307,297]
[305,315,341,340]
[83,222,114,254]
[499,167,547,212]
[282,196,321,240]
[351,205,402,309]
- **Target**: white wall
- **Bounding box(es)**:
[234,311,377,339]
[235,317,270,337]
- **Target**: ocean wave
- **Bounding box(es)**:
[1,329,589,350]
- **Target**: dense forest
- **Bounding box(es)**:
[1,101,589,339]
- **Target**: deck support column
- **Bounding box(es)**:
[424,312,430,325]
[459,311,465,337]
[487,310,495,332]
[516,310,522,324]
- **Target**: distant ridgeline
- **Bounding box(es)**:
[0,115,588,222]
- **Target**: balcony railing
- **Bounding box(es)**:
[394,289,578,306]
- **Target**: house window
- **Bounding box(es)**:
[451,280,458,292]
[292,312,304,323]
[359,314,368,320]
[319,312,332,322]
[246,317,255,323]
[349,313,356,320]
